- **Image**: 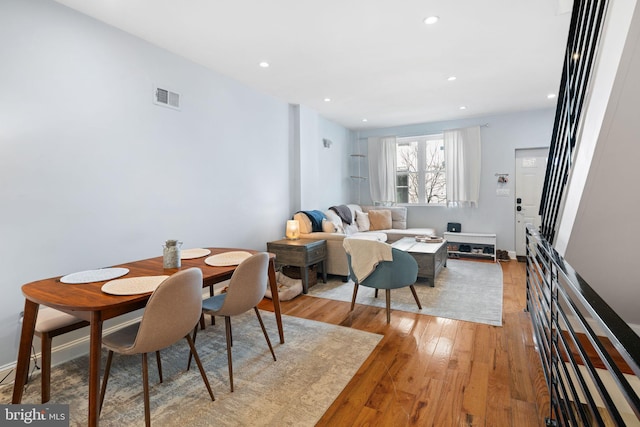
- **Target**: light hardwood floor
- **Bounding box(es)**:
[258,259,550,426]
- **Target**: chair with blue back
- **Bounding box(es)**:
[344,238,421,323]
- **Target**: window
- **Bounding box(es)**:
[395,134,445,204]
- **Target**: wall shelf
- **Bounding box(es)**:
[352,135,367,203]
[350,151,367,180]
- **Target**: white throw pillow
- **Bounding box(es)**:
[324,210,345,234]
[322,219,335,233]
[355,211,370,231]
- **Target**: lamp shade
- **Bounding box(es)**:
[285,220,300,240]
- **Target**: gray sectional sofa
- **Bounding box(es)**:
[295,204,435,277]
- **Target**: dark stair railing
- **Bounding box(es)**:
[539,0,608,243]
[526,224,640,426]
[530,1,640,425]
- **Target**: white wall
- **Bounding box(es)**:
[0,0,349,367]
[353,109,555,252]
[563,0,640,326]
[556,0,638,255]
[316,115,352,208]
[296,106,351,211]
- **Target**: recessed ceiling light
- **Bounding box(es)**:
[324,98,331,102]
[447,76,457,81]
[459,106,467,110]
[547,93,557,99]
[362,118,368,122]
[424,16,439,25]
[259,61,270,68]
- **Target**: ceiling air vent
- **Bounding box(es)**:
[154,87,180,110]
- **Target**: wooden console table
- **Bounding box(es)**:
[267,238,327,293]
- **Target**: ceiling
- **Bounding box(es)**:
[54,0,572,130]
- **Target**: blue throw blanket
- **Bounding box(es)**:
[298,210,326,232]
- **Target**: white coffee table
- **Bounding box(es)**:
[391,237,448,287]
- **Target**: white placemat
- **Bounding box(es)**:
[60,268,130,284]
[180,248,211,259]
[205,251,252,267]
[101,275,170,296]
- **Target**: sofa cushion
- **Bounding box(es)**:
[355,211,370,231]
[350,232,388,241]
[369,209,392,230]
[362,206,407,229]
[344,222,359,235]
[382,228,437,243]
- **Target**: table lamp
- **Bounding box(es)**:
[285,220,300,240]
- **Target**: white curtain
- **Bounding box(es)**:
[444,126,482,207]
[367,136,397,204]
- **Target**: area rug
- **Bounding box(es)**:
[0,312,382,426]
[309,259,503,326]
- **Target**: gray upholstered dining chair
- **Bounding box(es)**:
[99,268,214,426]
[344,238,421,323]
[190,252,276,392]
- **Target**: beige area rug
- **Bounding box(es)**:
[309,259,504,326]
[0,312,382,426]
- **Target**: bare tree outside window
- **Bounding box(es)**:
[396,134,445,204]
[396,142,418,202]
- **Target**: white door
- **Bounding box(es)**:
[515,148,549,257]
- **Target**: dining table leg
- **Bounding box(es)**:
[88,312,103,427]
[12,300,39,404]
[268,258,284,343]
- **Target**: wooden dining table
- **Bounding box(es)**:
[11,248,283,427]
